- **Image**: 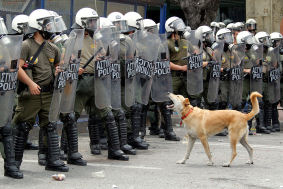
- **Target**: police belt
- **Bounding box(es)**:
[40,84,53,92]
[79,73,94,79]
[171,70,187,77]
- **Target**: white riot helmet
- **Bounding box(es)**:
[270,32,283,48]
[236,31,254,45]
[210,21,217,28]
[124,12,143,31]
[195,25,214,43]
[99,17,114,29]
[165,16,186,33]
[11,14,29,34]
[226,23,234,31]
[246,18,257,31]
[28,9,56,32]
[75,7,99,31]
[255,31,271,47]
[218,22,226,29]
[143,19,158,34]
[234,22,244,32]
[183,26,191,39]
[107,12,128,33]
[0,17,8,35]
[216,28,233,44]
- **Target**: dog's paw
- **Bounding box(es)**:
[246,160,254,165]
[176,159,186,164]
[207,162,214,166]
[222,163,230,167]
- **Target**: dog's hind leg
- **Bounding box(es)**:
[176,136,196,164]
[199,136,214,166]
[240,135,254,165]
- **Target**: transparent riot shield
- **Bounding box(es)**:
[60,29,84,114]
[250,44,263,94]
[49,31,77,122]
[0,35,23,127]
[134,30,160,105]
[94,28,112,109]
[207,42,224,103]
[267,46,280,104]
[124,33,136,107]
[151,34,172,102]
[110,32,121,110]
[186,30,203,96]
[229,44,245,107]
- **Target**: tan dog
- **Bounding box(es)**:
[168,92,262,167]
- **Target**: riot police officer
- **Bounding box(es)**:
[246,19,257,35]
[13,9,69,172]
[0,17,23,179]
[74,8,129,160]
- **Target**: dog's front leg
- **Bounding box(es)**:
[176,136,196,164]
[199,136,214,166]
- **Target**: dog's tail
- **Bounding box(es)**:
[245,92,262,121]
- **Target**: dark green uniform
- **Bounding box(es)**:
[13,37,69,172]
[168,38,188,98]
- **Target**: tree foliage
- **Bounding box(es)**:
[172,0,220,29]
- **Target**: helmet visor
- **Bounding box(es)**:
[247,23,256,30]
[17,22,29,34]
[203,31,214,43]
[259,36,271,46]
[82,17,99,31]
[54,16,67,33]
[146,25,158,35]
[223,32,233,44]
[113,20,128,33]
[0,18,8,35]
[38,17,56,32]
[169,19,186,32]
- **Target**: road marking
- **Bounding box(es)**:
[182,141,283,150]
[21,160,162,170]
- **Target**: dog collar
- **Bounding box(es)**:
[180,107,194,126]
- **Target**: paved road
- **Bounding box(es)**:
[1,126,283,189]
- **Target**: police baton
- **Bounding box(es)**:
[82,47,103,69]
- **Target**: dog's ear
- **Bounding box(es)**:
[183,98,190,107]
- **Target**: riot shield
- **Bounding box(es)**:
[207,42,224,103]
[94,28,112,109]
[124,33,136,107]
[151,34,172,102]
[60,29,84,114]
[229,44,245,107]
[250,44,263,94]
[0,35,23,127]
[267,46,280,104]
[49,31,77,122]
[134,30,160,105]
[110,31,121,110]
[186,30,203,96]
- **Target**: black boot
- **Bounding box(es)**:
[128,104,148,150]
[208,102,218,110]
[272,103,280,132]
[1,124,23,179]
[24,139,38,150]
[99,123,108,150]
[264,102,273,132]
[38,128,47,166]
[62,113,87,166]
[88,115,101,155]
[116,110,136,155]
[245,102,254,135]
[140,105,148,139]
[161,102,180,141]
[218,101,227,110]
[13,122,32,168]
[105,112,129,161]
[45,122,69,172]
[149,104,160,135]
[256,102,270,134]
[158,127,165,138]
[59,128,68,160]
[190,98,201,107]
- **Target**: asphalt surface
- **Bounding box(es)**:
[1,124,283,189]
